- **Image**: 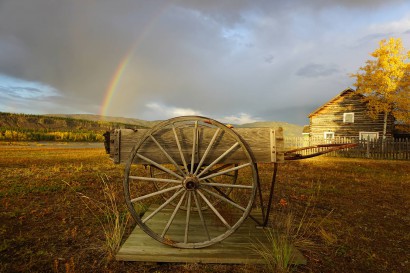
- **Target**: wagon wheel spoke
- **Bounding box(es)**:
[200,188,246,212]
[197,142,240,178]
[148,166,174,190]
[207,178,233,196]
[142,188,185,223]
[204,164,238,196]
[190,121,198,174]
[149,134,185,176]
[201,182,253,189]
[199,167,238,206]
[221,173,236,177]
[149,165,183,190]
[172,123,189,175]
[193,191,210,240]
[205,178,264,226]
[194,128,221,175]
[206,178,247,210]
[197,190,231,228]
[129,176,181,184]
[204,164,239,182]
[198,163,251,181]
[136,153,183,180]
[130,185,182,203]
[149,165,168,177]
[161,191,187,237]
[208,163,235,173]
[184,191,192,243]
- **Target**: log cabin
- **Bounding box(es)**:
[307,88,394,140]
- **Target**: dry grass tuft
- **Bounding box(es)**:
[65,174,129,260]
[252,184,331,272]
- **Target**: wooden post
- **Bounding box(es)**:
[366,136,370,158]
[114,129,121,164]
[271,128,284,163]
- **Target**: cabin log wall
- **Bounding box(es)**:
[309,91,394,138]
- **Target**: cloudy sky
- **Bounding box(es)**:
[0,0,409,125]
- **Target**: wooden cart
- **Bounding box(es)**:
[107,116,354,249]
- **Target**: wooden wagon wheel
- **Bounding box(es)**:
[124,116,258,248]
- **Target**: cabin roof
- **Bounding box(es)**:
[308,88,358,118]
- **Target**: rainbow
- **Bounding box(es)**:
[99,46,135,117]
[99,3,171,117]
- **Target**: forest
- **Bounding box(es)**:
[0,128,105,142]
[0,112,144,142]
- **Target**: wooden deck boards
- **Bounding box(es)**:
[116,206,306,265]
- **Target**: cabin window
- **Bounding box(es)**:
[360,132,379,141]
[324,132,334,140]
[343,112,354,123]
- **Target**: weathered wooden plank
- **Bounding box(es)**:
[116,206,306,265]
[110,127,285,164]
[309,92,394,138]
[113,129,121,163]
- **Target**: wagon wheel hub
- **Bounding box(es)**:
[183,176,199,191]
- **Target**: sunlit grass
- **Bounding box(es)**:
[67,174,130,260]
[0,146,408,272]
[252,184,328,272]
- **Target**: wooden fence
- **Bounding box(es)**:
[285,137,410,160]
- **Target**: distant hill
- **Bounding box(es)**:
[236,121,303,137]
[0,112,304,138]
[46,114,160,128]
[46,114,303,137]
[47,114,303,137]
[0,112,148,132]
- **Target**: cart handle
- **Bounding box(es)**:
[284,143,358,160]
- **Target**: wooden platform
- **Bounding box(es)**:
[116,206,306,264]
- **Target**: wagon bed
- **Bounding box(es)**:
[108,127,285,164]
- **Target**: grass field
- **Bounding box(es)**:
[0,146,409,272]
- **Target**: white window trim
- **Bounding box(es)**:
[343,112,355,123]
[324,132,335,139]
[359,132,379,140]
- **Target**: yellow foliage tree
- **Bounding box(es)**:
[351,37,410,138]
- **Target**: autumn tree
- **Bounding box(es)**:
[351,37,410,139]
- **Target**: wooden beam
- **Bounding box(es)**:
[111,128,281,164]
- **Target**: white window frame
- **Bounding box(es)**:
[343,112,355,123]
[359,132,379,141]
[324,132,335,139]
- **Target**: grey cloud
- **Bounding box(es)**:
[6,87,42,93]
[296,63,340,78]
[257,104,315,125]
[0,85,55,100]
[327,0,406,8]
[0,0,162,99]
[356,33,393,45]
[175,0,407,21]
[264,54,274,64]
[0,0,408,123]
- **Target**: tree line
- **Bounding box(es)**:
[0,128,105,142]
[0,112,134,131]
